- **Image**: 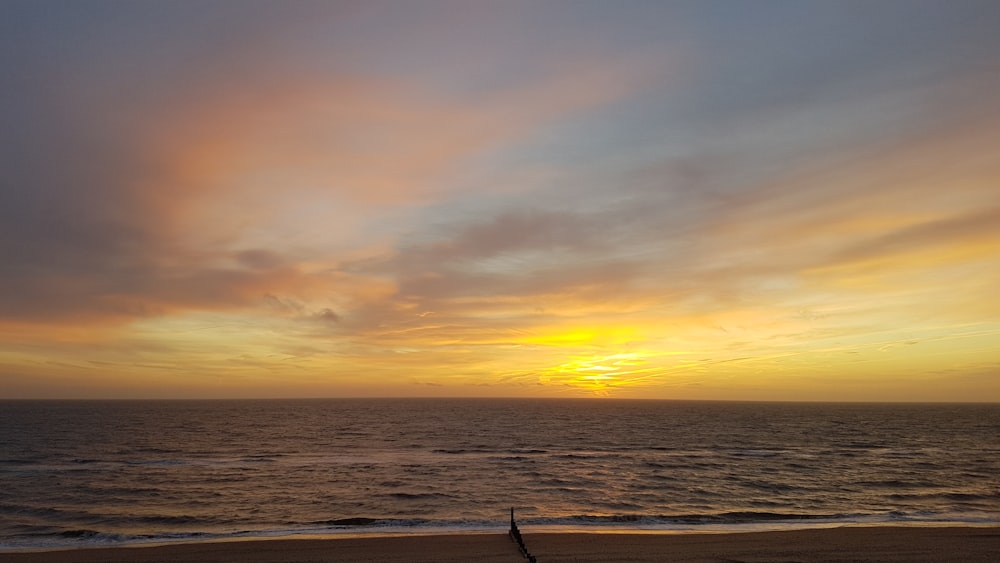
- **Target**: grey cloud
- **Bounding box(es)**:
[335,197,681,340]
[312,308,341,325]
[262,294,305,314]
[237,249,289,271]
[393,209,610,271]
[829,207,1000,267]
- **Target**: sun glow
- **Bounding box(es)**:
[518,326,640,347]
[539,352,663,395]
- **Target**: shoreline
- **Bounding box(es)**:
[1,526,998,562]
[5,520,1000,553]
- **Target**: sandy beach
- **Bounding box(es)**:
[2,527,998,563]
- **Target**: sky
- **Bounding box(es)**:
[2,0,999,401]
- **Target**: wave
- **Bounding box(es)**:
[58,529,101,538]
[526,511,850,526]
[309,517,382,526]
[888,491,1000,502]
[387,492,457,500]
[432,448,548,455]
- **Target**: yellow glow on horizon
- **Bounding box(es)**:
[517,325,640,347]
[537,351,675,395]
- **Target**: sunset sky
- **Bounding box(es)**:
[2,0,999,401]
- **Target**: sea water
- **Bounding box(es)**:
[1,399,998,550]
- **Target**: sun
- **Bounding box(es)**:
[540,352,653,395]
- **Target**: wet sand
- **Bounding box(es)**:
[1,527,998,562]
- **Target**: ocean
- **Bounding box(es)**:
[1,399,998,550]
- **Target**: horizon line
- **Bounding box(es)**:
[2,396,998,405]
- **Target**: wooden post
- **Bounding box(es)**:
[508,507,536,561]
